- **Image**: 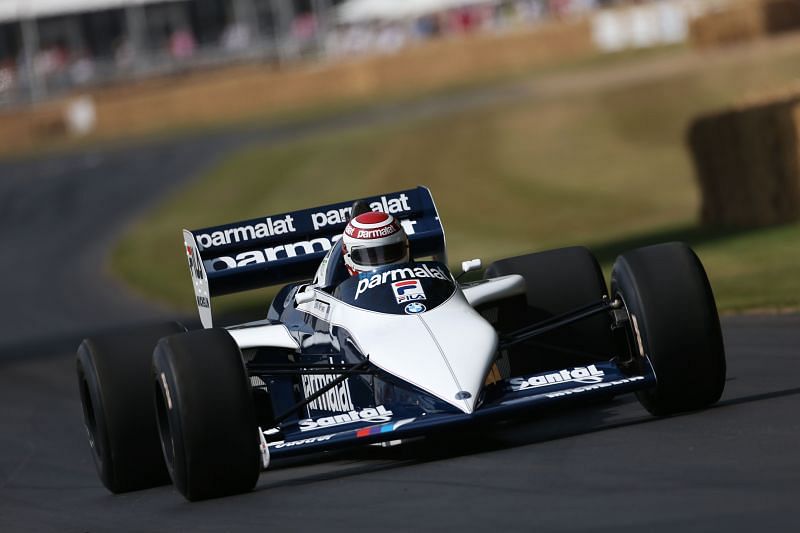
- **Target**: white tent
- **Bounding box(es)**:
[0,0,186,23]
[337,0,493,24]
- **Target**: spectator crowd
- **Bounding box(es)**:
[0,0,701,106]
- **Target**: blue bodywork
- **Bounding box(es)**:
[191,187,657,465]
[266,358,656,460]
[248,262,657,464]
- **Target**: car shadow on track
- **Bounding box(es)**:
[255,396,654,491]
[255,383,800,493]
[713,386,800,409]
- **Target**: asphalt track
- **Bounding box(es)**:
[2,315,799,532]
[1,80,799,531]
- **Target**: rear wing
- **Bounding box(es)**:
[182,187,445,327]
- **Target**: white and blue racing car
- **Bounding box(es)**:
[77,187,726,501]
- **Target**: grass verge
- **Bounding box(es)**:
[113,41,800,316]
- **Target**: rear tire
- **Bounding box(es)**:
[485,246,614,373]
[76,322,185,493]
[611,242,726,415]
[152,328,260,501]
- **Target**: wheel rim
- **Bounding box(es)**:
[77,364,103,460]
[613,290,649,376]
[154,376,176,478]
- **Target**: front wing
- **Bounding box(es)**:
[264,361,656,464]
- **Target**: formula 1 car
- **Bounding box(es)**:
[77,187,726,501]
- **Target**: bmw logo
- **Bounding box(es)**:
[404,302,426,314]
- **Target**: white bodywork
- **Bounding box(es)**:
[228,324,299,351]
[183,230,214,329]
[231,274,525,414]
[299,289,496,413]
[462,274,525,308]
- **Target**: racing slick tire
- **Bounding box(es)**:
[76,321,186,493]
[485,246,614,373]
[152,328,260,501]
[611,242,726,416]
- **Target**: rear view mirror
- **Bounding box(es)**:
[294,288,315,305]
[461,259,482,274]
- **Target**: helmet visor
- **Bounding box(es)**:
[350,241,408,267]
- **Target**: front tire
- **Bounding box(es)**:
[152,328,260,501]
[76,322,185,493]
[611,242,726,415]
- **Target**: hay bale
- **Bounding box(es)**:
[689,1,765,49]
[763,0,800,34]
[688,94,800,227]
[689,0,800,49]
[0,101,68,154]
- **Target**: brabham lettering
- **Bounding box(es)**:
[196,215,297,250]
[509,365,605,392]
[355,264,449,299]
[299,405,393,432]
[545,375,646,398]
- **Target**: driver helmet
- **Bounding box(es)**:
[342,211,409,275]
